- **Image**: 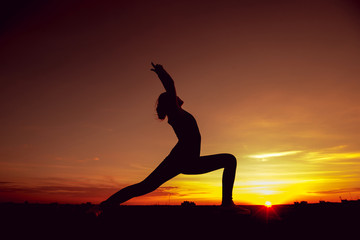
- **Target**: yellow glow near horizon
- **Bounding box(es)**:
[265,201,272,207]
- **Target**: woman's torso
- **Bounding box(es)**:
[168,109,201,157]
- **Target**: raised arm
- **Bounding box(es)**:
[151,62,177,97]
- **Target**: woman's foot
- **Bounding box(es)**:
[85,201,119,217]
[99,200,120,212]
[86,205,103,217]
[221,201,251,215]
[221,199,236,208]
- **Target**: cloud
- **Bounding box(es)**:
[53,156,101,163]
[308,188,360,195]
[0,177,181,203]
[0,182,14,184]
[248,151,302,160]
[143,186,180,197]
[305,151,360,162]
[0,183,117,195]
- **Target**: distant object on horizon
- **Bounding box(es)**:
[294,201,308,205]
[181,201,196,207]
[294,199,360,206]
[341,199,360,204]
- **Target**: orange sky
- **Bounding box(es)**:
[1,0,360,205]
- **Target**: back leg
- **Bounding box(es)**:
[103,157,180,206]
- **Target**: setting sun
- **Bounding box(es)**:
[265,201,272,208]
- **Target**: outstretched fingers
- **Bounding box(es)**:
[150,62,163,72]
[150,62,155,72]
[151,62,156,71]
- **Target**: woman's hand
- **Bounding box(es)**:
[151,62,164,73]
[150,62,177,96]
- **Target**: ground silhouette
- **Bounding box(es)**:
[2,202,359,239]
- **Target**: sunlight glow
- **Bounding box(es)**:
[265,201,272,208]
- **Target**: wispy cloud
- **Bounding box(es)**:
[0,181,118,195]
[0,182,14,184]
[308,188,360,195]
[0,177,183,204]
[304,151,360,162]
[248,151,302,160]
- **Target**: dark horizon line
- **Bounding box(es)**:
[1,199,360,206]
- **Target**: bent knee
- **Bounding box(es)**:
[224,154,237,168]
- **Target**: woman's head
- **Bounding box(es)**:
[156,92,183,120]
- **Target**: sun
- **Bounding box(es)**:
[265,201,272,208]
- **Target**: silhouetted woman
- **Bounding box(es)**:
[101,63,237,208]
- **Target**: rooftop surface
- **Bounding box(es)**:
[2,202,359,239]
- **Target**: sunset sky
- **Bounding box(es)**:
[1,0,360,205]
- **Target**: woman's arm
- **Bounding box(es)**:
[151,63,177,97]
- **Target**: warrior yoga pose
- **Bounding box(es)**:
[101,63,237,208]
